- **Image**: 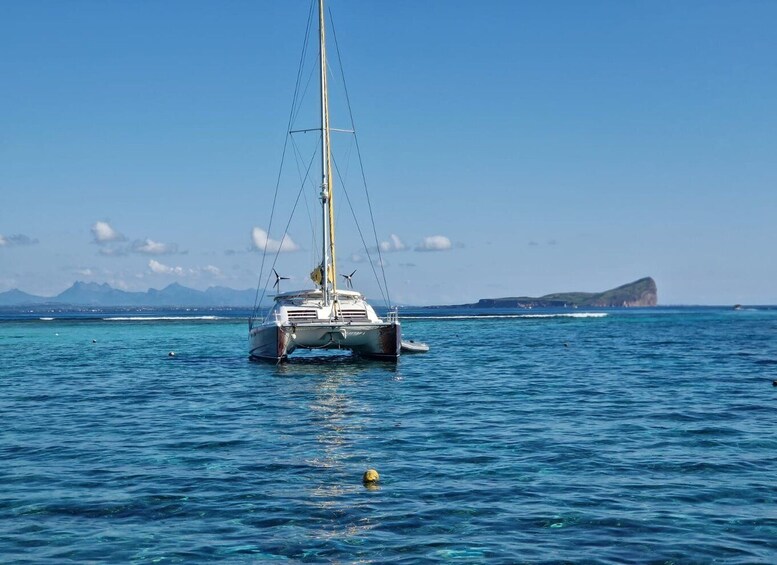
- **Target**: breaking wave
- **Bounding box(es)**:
[401,313,608,320]
[102,316,226,321]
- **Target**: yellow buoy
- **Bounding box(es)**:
[362,469,379,485]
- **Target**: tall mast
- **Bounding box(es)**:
[318,0,337,307]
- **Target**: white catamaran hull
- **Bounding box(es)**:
[249,321,400,362]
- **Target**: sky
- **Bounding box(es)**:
[1,0,776,305]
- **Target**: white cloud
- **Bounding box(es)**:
[132,238,178,255]
[91,221,125,243]
[415,235,452,252]
[75,268,94,276]
[379,234,407,253]
[148,259,185,276]
[203,265,222,276]
[251,228,299,253]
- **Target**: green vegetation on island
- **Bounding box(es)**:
[455,277,658,309]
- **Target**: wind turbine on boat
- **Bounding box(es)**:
[272,269,290,292]
[341,269,357,290]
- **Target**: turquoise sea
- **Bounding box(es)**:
[1,307,776,563]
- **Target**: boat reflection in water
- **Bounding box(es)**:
[264,356,401,547]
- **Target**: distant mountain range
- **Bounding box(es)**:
[431,277,658,309]
[0,281,258,307]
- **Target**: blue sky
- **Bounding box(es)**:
[2,0,776,305]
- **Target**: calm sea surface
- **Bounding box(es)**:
[1,307,776,563]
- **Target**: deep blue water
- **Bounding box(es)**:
[1,307,777,563]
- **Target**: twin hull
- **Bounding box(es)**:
[249,321,401,361]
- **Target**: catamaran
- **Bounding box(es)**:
[248,0,401,362]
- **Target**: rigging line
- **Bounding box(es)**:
[339,133,355,184]
[331,134,356,265]
[291,61,320,128]
[290,134,320,255]
[252,143,290,321]
[329,135,354,231]
[292,0,317,125]
[328,8,392,309]
[260,175,310,318]
[259,140,320,321]
[290,136,317,247]
[331,154,388,307]
[330,136,354,240]
[290,141,316,267]
[251,1,316,322]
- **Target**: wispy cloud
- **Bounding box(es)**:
[415,235,452,252]
[251,228,299,253]
[110,278,131,291]
[147,260,223,278]
[348,253,387,267]
[99,246,128,257]
[379,234,407,253]
[91,221,125,243]
[132,238,179,255]
[0,233,39,247]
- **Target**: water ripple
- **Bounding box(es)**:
[1,310,777,562]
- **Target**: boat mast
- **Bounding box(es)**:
[318,0,337,307]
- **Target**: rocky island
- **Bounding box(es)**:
[444,277,657,309]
